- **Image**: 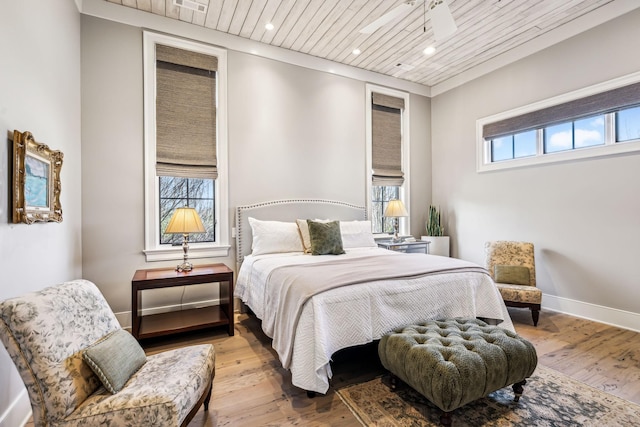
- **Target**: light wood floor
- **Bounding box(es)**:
[25,309,640,426]
[148,308,640,426]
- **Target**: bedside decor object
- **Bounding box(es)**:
[384,199,408,242]
[165,206,206,272]
[421,205,450,256]
[11,130,63,224]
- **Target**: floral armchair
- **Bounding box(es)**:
[0,280,215,426]
[484,241,542,326]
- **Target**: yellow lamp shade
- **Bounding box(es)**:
[165,207,206,234]
[384,199,408,218]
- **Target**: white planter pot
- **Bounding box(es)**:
[421,236,450,257]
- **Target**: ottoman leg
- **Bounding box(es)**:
[440,411,452,426]
[512,379,527,402]
[389,373,399,391]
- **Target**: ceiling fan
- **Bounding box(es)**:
[359,0,457,41]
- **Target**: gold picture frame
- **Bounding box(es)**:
[12,130,63,224]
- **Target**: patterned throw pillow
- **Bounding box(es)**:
[307,220,345,255]
[83,329,147,393]
[494,265,531,286]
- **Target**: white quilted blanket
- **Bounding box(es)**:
[235,247,514,394]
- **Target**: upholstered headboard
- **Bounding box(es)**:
[235,199,366,266]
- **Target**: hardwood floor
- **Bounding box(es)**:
[150,308,640,426]
[24,308,640,426]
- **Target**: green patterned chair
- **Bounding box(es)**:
[0,280,215,427]
[485,241,542,326]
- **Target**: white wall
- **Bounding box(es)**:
[431,9,640,329]
[0,1,82,425]
[80,15,432,320]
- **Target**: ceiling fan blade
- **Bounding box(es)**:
[429,0,457,41]
[359,2,416,34]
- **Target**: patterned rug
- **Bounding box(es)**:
[336,366,640,426]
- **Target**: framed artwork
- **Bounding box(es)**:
[12,130,63,224]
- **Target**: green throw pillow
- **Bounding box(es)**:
[83,329,147,393]
[307,220,345,255]
[494,265,531,286]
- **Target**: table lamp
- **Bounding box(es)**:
[384,199,408,243]
[165,206,206,272]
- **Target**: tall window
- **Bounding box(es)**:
[478,73,640,172]
[366,85,410,234]
[143,32,229,261]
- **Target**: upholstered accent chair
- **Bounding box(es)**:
[0,280,215,427]
[485,241,542,326]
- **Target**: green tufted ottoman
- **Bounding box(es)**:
[378,318,538,426]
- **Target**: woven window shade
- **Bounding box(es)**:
[483,81,640,140]
[372,93,405,186]
[156,44,218,179]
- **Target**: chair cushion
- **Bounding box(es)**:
[67,344,215,426]
[494,265,530,286]
[496,283,542,304]
[83,329,147,393]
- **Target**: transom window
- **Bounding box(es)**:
[478,73,640,172]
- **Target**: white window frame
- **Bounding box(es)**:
[477,71,640,172]
[365,84,411,235]
[142,31,229,261]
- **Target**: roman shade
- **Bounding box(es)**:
[483,81,640,140]
[372,93,405,186]
[156,44,218,179]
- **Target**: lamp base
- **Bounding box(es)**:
[176,261,193,272]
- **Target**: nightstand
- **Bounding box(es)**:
[131,263,234,340]
[378,240,430,254]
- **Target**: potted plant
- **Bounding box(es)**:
[421,205,450,256]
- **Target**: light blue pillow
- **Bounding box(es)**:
[83,329,147,393]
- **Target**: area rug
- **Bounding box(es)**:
[336,366,640,426]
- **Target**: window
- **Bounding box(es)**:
[617,105,640,142]
[159,177,214,245]
[366,85,410,235]
[371,186,399,234]
[143,32,229,261]
[491,130,537,162]
[477,72,640,172]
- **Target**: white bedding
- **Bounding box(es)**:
[235,247,514,394]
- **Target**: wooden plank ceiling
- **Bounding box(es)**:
[107,0,616,88]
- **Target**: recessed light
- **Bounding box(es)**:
[352,48,361,55]
[423,46,436,55]
[265,23,274,31]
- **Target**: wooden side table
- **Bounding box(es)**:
[131,263,234,340]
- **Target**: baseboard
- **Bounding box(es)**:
[114,298,220,330]
[0,389,31,427]
[543,294,640,333]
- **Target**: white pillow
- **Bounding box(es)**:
[248,217,304,255]
[340,220,377,249]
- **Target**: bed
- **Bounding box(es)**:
[234,199,514,394]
